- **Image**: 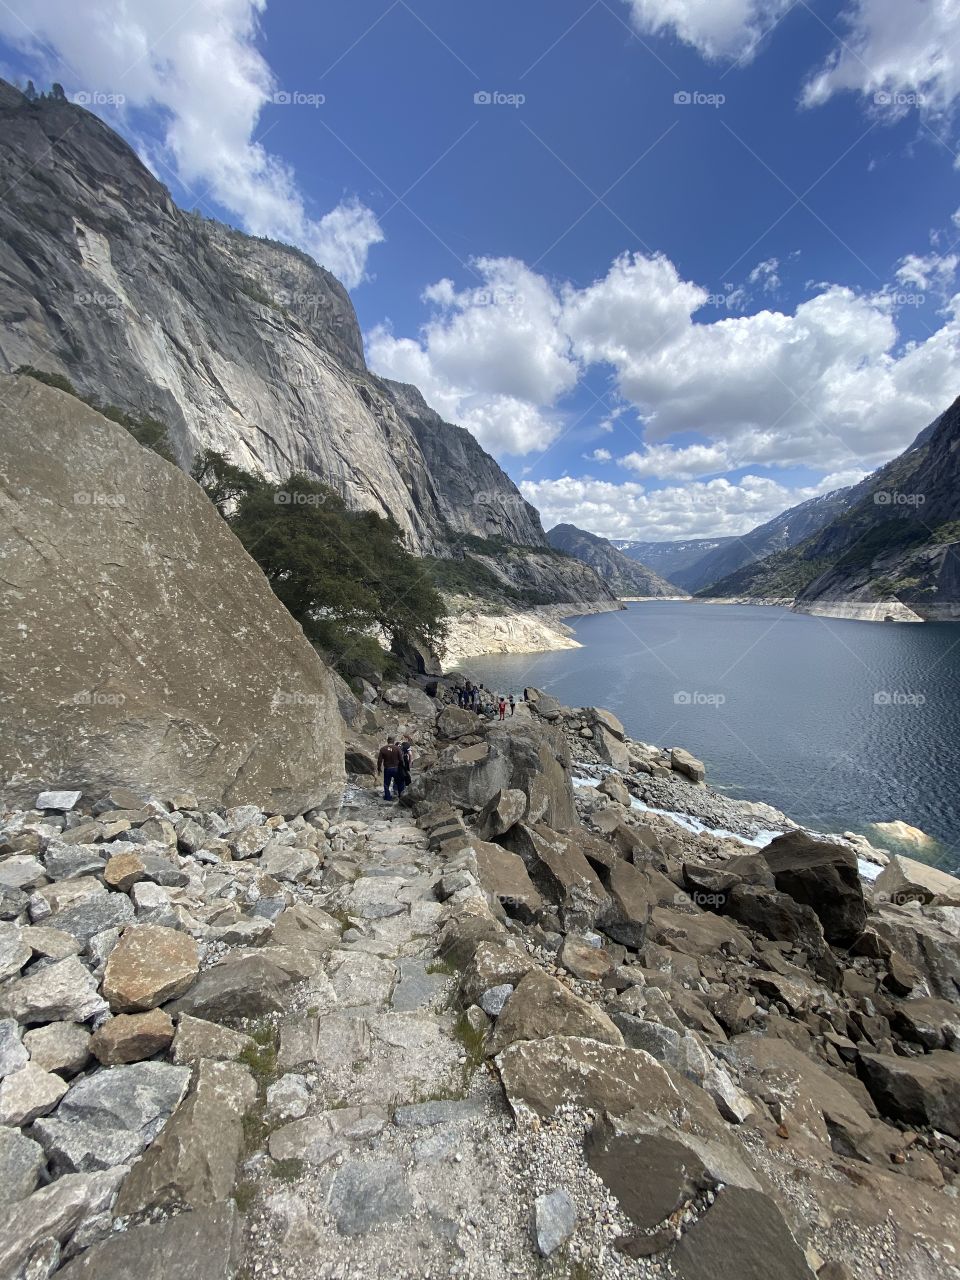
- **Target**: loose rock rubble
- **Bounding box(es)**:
[0,674,958,1279]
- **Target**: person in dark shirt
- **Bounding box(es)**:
[377,736,405,801]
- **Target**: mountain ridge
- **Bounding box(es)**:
[547,523,684,597]
[0,80,615,608]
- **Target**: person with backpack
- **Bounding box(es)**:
[400,734,414,788]
[376,736,406,801]
[508,694,516,716]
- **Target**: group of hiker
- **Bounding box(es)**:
[376,683,523,801]
[456,681,516,721]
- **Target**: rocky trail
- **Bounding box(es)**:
[3,683,960,1280]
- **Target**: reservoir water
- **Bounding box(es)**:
[464,602,960,870]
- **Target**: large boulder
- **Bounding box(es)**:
[0,375,343,813]
[874,855,960,908]
[762,831,866,946]
[414,721,576,830]
[858,1050,960,1138]
[490,970,623,1054]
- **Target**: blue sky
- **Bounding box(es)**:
[2,0,959,540]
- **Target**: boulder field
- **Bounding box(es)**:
[1,672,960,1279]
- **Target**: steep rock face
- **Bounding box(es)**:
[0,375,344,812]
[0,83,545,559]
[702,399,960,618]
[690,487,857,594]
[547,525,683,597]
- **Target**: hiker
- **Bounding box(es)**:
[376,735,405,801]
[498,695,506,721]
[508,694,516,716]
[400,733,414,789]
[473,683,484,713]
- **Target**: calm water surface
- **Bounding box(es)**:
[465,603,960,868]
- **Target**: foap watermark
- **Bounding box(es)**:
[474,90,525,108]
[887,291,925,309]
[273,90,325,108]
[704,292,740,309]
[674,90,725,108]
[275,691,325,707]
[473,288,523,307]
[874,690,926,708]
[72,90,125,107]
[874,90,926,108]
[474,492,528,507]
[274,289,324,308]
[274,490,328,507]
[74,491,125,507]
[674,690,726,707]
[72,690,126,707]
[874,490,925,507]
[674,889,728,911]
[74,290,123,311]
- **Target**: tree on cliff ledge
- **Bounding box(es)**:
[192,450,447,669]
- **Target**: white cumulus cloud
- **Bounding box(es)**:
[0,0,383,287]
[623,0,793,61]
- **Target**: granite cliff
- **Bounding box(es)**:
[0,80,608,610]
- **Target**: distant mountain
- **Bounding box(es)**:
[547,524,685,597]
[691,486,859,592]
[612,537,738,592]
[700,399,960,621]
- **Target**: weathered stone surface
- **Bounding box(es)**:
[32,1061,191,1174]
[328,952,396,1007]
[671,1187,813,1280]
[42,845,105,880]
[890,997,960,1050]
[586,1121,712,1235]
[23,1022,91,1075]
[393,1099,483,1129]
[0,856,46,892]
[600,860,654,949]
[0,1125,45,1205]
[49,892,135,946]
[102,925,199,1012]
[170,1015,255,1065]
[0,1169,124,1279]
[268,1105,388,1165]
[0,923,32,981]
[671,748,706,783]
[726,885,826,954]
[503,823,608,913]
[477,788,527,840]
[762,830,866,946]
[91,1009,175,1064]
[858,1050,960,1138]
[534,1189,576,1256]
[36,791,82,812]
[104,852,147,892]
[0,956,106,1025]
[0,1018,28,1077]
[469,838,544,922]
[329,1159,414,1236]
[19,926,81,961]
[874,854,960,907]
[491,969,623,1054]
[258,843,319,883]
[560,935,614,982]
[168,953,298,1022]
[459,940,536,1007]
[0,375,344,814]
[278,1011,370,1072]
[435,706,480,740]
[266,1074,310,1121]
[480,985,513,1017]
[0,1062,68,1125]
[496,1035,680,1119]
[115,1060,256,1216]
[56,1203,245,1280]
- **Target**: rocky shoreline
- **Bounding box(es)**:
[3,668,960,1278]
[441,599,622,667]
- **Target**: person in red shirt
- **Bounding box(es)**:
[498,696,506,720]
